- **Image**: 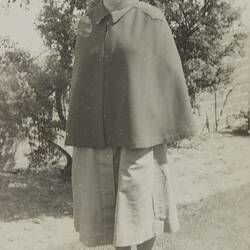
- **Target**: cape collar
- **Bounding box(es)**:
[94,0,139,24]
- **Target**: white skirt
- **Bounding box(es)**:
[71,143,180,248]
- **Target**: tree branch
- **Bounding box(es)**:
[46,138,72,177]
[55,88,66,130]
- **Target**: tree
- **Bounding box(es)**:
[0,38,70,172]
[35,0,247,112]
[2,0,247,173]
[0,38,37,170]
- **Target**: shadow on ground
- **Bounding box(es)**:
[0,169,73,222]
[218,124,249,137]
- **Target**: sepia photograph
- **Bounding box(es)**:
[0,0,249,249]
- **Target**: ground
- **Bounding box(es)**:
[0,129,249,250]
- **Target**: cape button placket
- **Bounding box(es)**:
[103,16,111,146]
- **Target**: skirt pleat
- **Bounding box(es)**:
[71,143,180,248]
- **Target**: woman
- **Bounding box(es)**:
[64,0,197,249]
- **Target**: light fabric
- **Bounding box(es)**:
[72,143,180,247]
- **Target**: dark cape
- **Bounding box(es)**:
[64,0,198,148]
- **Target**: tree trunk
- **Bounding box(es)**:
[47,139,72,178]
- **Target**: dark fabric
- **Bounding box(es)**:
[64,0,198,148]
[112,146,121,199]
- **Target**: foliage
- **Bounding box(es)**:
[1,0,247,172]
[35,0,247,107]
[0,38,64,170]
[150,0,247,106]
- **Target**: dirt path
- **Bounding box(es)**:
[169,131,250,205]
[157,183,250,250]
[0,131,249,250]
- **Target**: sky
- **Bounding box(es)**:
[0,2,46,56]
[0,0,249,58]
[232,0,250,27]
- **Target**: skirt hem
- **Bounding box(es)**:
[76,218,181,248]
